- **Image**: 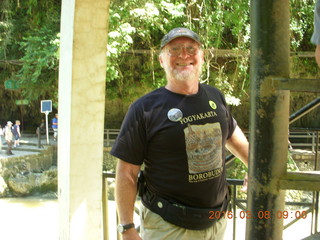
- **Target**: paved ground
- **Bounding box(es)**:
[0,134,56,159]
[302,232,320,240]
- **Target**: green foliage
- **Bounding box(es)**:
[104,0,319,128]
[103,147,118,172]
[0,0,318,129]
[290,0,314,51]
[287,151,299,172]
[0,0,61,115]
[106,0,188,102]
[0,0,13,58]
[226,158,247,179]
[16,27,60,102]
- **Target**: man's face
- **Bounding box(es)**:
[159,37,204,83]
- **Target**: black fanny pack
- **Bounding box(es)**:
[138,171,230,230]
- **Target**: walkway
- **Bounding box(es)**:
[0,134,56,159]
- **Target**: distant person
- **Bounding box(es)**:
[52,114,58,141]
[4,121,14,155]
[0,124,3,153]
[36,119,45,137]
[12,120,21,148]
[311,0,320,67]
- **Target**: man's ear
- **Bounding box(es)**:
[159,54,164,68]
[200,50,205,64]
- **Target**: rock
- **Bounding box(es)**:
[0,145,57,197]
[7,167,57,196]
[38,167,58,191]
[0,176,8,197]
[7,174,35,195]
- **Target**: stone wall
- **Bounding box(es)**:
[0,146,57,197]
[290,149,319,171]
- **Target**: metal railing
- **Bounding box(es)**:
[289,129,320,153]
[289,98,320,125]
[104,129,120,147]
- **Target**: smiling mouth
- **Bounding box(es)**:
[176,63,193,66]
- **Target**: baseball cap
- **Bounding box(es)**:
[7,121,12,125]
[161,27,202,48]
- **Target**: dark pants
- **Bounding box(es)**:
[6,140,13,154]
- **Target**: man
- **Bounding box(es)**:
[111,27,249,240]
[52,114,58,141]
[5,121,14,155]
[311,0,320,67]
[12,120,21,148]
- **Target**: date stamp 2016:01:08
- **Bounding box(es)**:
[208,210,308,220]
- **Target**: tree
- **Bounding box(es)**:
[0,0,60,127]
[0,0,318,129]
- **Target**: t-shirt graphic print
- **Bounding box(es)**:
[184,122,223,181]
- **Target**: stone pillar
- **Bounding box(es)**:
[58,0,110,239]
[246,0,290,239]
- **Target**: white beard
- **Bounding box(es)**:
[172,68,196,81]
[165,64,202,82]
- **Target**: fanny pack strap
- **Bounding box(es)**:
[138,171,230,230]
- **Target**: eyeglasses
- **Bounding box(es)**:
[167,45,199,57]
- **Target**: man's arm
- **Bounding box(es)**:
[312,1,320,67]
[315,45,320,67]
[17,126,21,136]
[226,125,249,167]
[52,120,58,126]
[226,126,249,191]
[115,159,142,240]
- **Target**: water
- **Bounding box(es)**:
[0,198,119,240]
[0,198,58,240]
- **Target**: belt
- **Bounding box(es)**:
[141,186,230,230]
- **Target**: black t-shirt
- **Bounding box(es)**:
[111,84,237,208]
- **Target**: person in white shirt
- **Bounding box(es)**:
[5,121,14,155]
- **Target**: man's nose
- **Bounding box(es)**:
[178,47,189,58]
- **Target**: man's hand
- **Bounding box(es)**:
[121,228,142,240]
[241,173,248,192]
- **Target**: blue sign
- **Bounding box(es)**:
[41,100,52,113]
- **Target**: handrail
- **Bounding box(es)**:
[289,130,320,152]
[225,97,320,162]
[289,97,320,125]
[104,129,120,146]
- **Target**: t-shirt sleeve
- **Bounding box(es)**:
[110,102,146,165]
[311,0,320,45]
[226,111,237,140]
[229,117,237,139]
[218,90,237,139]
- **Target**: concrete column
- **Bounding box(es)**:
[58,0,110,239]
[246,0,290,239]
